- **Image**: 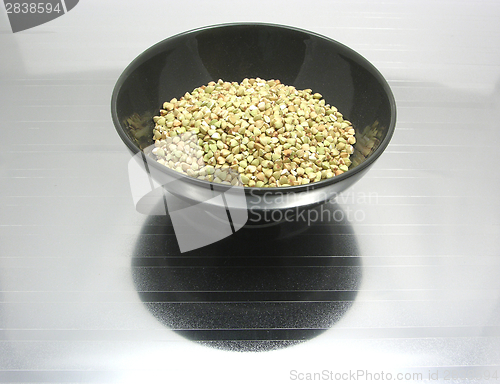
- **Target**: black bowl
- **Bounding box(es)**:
[111,23,396,225]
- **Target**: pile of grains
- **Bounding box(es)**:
[151,78,355,187]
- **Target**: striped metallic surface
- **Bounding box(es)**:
[1,1,499,383]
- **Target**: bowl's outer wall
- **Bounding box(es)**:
[112,24,395,208]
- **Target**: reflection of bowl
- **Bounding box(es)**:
[132,202,362,352]
[111,23,396,223]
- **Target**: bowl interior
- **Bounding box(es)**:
[112,23,395,193]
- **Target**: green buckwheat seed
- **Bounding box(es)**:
[152,78,355,187]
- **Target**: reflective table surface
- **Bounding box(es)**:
[1,1,499,383]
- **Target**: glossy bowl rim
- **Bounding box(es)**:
[111,22,397,196]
